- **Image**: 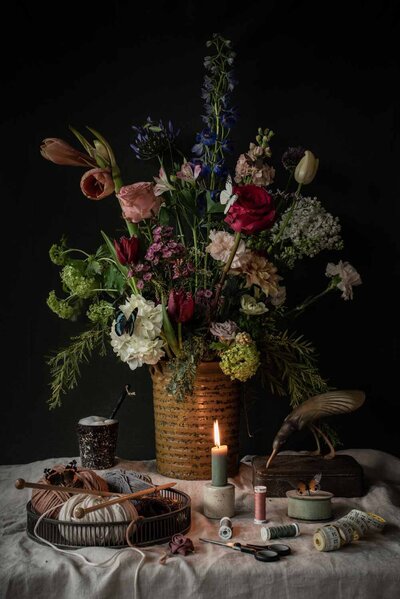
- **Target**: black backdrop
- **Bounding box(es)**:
[1,1,399,464]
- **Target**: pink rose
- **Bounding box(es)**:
[80,168,114,200]
[117,182,162,223]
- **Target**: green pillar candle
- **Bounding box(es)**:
[212,444,228,486]
[211,420,228,487]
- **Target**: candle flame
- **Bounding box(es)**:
[213,420,220,447]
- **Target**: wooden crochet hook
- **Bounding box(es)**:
[73,482,177,519]
[15,478,126,498]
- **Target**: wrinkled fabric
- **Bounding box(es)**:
[1,449,399,599]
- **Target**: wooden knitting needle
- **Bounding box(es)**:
[15,478,127,498]
[73,482,177,519]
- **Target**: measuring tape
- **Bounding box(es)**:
[313,509,385,552]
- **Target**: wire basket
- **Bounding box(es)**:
[26,488,191,549]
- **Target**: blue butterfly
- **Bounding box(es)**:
[115,311,136,336]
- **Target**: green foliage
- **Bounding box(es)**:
[87,300,115,324]
[259,330,329,408]
[166,336,208,401]
[47,326,108,409]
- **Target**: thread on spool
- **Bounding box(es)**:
[219,517,233,540]
[254,485,267,523]
[31,466,109,517]
[261,523,300,541]
[58,493,139,546]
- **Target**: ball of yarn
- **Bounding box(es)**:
[58,493,138,546]
[31,466,109,517]
[102,469,153,504]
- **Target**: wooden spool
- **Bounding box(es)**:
[151,361,240,480]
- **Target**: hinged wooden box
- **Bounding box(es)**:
[252,454,364,497]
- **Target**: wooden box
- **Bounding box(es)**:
[252,454,364,497]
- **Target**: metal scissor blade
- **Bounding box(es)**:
[199,538,238,550]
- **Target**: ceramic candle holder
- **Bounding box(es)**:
[203,482,235,519]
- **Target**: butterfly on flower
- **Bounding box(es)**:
[295,472,322,496]
[115,310,136,337]
[219,175,238,214]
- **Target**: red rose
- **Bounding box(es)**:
[224,185,276,234]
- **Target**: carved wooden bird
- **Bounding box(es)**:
[266,390,365,469]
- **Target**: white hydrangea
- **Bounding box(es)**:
[110,294,164,370]
[272,195,343,268]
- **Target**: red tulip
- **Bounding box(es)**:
[167,289,195,323]
[114,236,140,265]
[40,138,96,167]
[80,168,114,200]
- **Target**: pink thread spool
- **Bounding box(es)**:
[254,485,267,523]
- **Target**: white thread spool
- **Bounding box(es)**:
[219,517,233,540]
[58,493,138,546]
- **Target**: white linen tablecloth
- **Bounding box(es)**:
[1,449,399,599]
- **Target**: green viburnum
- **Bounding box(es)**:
[87,300,115,324]
[219,340,260,382]
[61,265,96,299]
[47,291,79,320]
[49,240,67,266]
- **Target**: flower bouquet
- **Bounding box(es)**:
[42,35,361,478]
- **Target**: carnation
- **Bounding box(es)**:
[232,251,282,297]
[326,261,362,300]
[206,230,246,268]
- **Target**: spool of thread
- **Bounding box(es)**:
[58,493,139,546]
[31,466,109,517]
[313,509,386,552]
[219,517,233,540]
[261,523,300,541]
[254,485,267,524]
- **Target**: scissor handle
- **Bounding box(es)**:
[255,549,280,562]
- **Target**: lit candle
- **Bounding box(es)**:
[211,420,228,487]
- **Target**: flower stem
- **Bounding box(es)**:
[284,283,335,319]
[178,322,183,350]
[63,248,91,258]
[268,182,302,252]
[212,231,241,314]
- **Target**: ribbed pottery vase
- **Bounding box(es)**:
[151,361,240,480]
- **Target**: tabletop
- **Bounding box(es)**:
[1,449,400,599]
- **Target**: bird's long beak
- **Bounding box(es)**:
[266,449,277,469]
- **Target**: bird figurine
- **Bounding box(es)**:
[266,390,365,469]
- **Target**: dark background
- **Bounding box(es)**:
[1,1,399,465]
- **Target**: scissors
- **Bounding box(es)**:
[199,538,290,562]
